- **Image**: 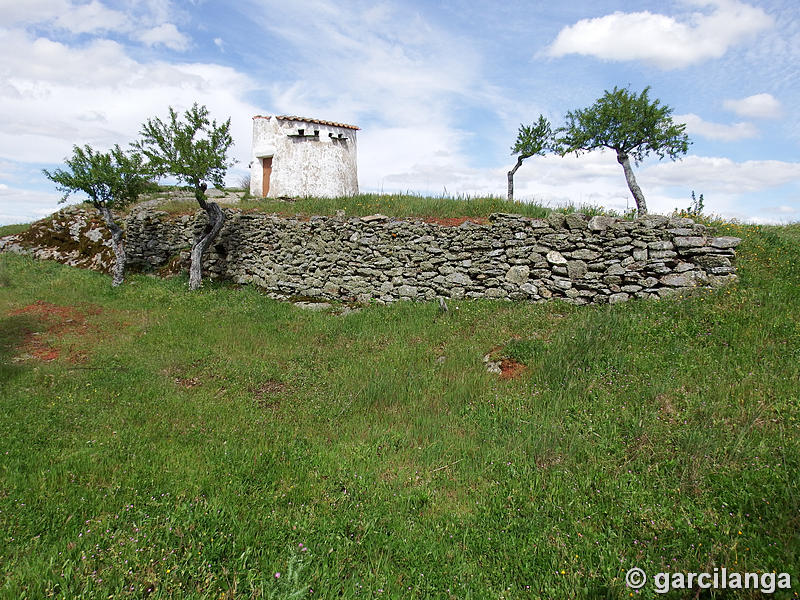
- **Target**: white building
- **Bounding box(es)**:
[249,115,359,198]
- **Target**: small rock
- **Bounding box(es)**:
[361,214,389,223]
[660,272,697,287]
[294,301,332,311]
[711,236,742,249]
[648,240,674,251]
[639,215,669,228]
[564,213,589,230]
[570,248,601,261]
[546,212,567,229]
[588,215,617,231]
[505,265,530,284]
[397,284,418,297]
[673,236,707,248]
[446,272,472,286]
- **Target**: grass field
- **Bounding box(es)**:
[137,191,615,221]
[0,221,798,599]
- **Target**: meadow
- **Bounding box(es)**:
[0,216,798,598]
[147,191,611,221]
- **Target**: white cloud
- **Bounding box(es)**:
[134,23,190,51]
[53,0,127,34]
[0,161,15,180]
[214,37,224,51]
[723,93,783,119]
[242,1,797,224]
[0,0,127,34]
[0,29,260,179]
[0,186,65,225]
[246,0,499,200]
[545,0,773,69]
[0,0,192,49]
[365,148,800,222]
[645,155,800,194]
[256,1,481,128]
[676,113,759,141]
[0,0,796,227]
[0,32,139,86]
[135,0,173,25]
[0,0,71,26]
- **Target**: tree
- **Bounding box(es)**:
[557,86,690,215]
[43,145,149,287]
[135,103,235,290]
[508,115,553,201]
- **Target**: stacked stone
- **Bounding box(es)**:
[0,206,742,305]
[124,208,195,270]
[0,204,115,272]
[182,210,741,305]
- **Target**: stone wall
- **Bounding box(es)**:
[1,205,742,305]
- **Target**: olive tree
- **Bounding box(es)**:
[557,86,690,215]
[135,103,235,290]
[43,145,149,286]
[508,115,553,201]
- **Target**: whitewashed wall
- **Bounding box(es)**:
[250,116,358,198]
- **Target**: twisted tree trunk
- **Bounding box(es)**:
[507,156,525,201]
[98,205,125,287]
[189,184,226,291]
[616,151,648,215]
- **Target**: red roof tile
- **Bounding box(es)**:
[253,114,359,130]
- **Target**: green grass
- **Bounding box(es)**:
[0,223,799,598]
[0,223,31,236]
[145,191,616,220]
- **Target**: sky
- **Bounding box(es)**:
[0,0,799,225]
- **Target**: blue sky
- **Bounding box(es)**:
[1,0,798,224]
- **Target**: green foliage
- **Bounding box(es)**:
[42,145,149,210]
[511,114,554,159]
[502,337,548,363]
[135,103,235,201]
[557,86,690,164]
[0,223,31,237]
[686,190,705,216]
[153,192,556,219]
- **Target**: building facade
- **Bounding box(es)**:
[249,115,359,198]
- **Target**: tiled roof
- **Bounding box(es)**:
[253,114,359,130]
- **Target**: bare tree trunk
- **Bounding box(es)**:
[189,184,225,291]
[616,151,648,215]
[98,205,125,287]
[507,157,524,201]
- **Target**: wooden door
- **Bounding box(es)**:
[262,157,273,197]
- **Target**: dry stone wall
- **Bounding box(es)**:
[1,206,742,304]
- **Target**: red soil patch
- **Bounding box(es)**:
[8,300,103,363]
[498,358,526,380]
[420,216,490,227]
[174,376,202,389]
[252,380,286,409]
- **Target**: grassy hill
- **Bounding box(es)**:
[0,219,798,598]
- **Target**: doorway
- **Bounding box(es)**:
[262,157,273,197]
